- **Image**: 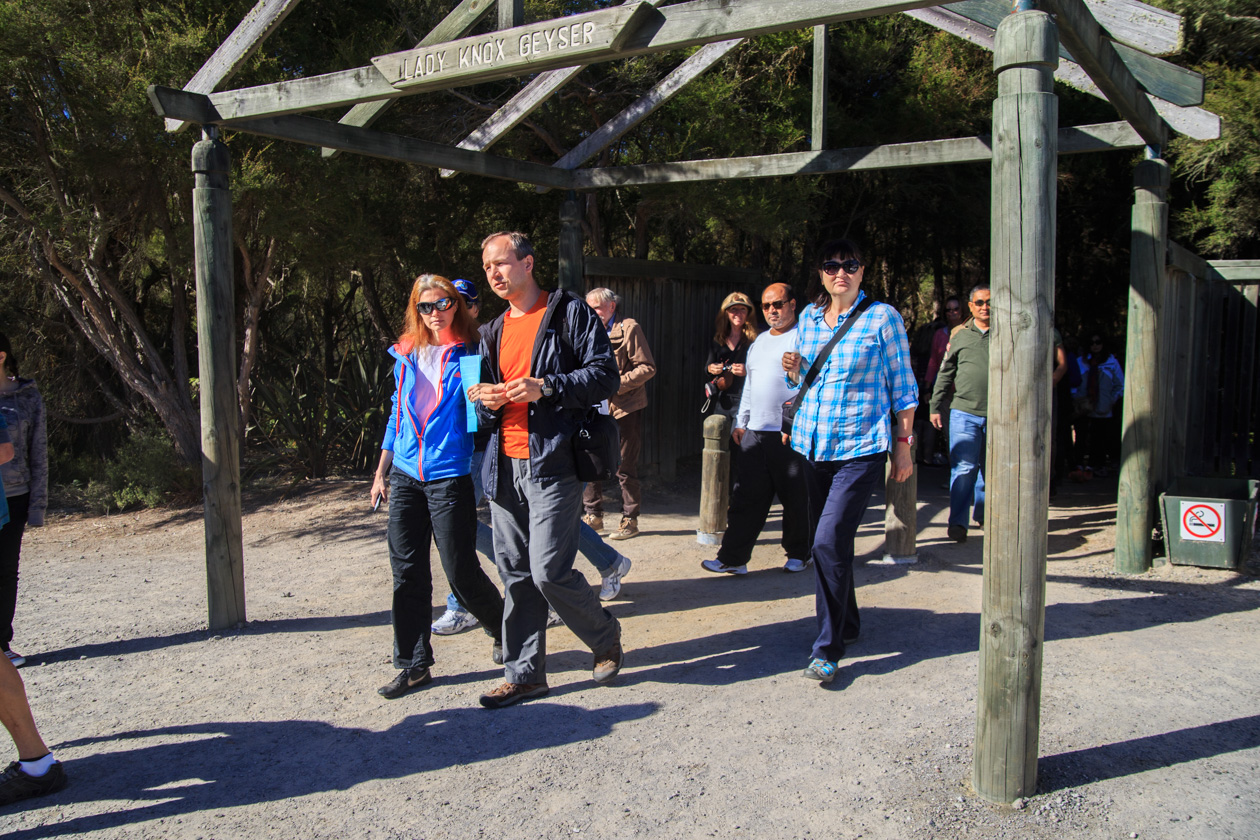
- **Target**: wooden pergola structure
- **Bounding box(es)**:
[148,0,1221,803]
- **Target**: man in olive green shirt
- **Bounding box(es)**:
[930,284,990,543]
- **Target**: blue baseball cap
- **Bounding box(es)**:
[453,278,479,306]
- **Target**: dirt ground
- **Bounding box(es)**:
[2,463,1258,840]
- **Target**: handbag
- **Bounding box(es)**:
[781,296,874,436]
[573,409,621,482]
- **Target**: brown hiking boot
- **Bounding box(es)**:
[582,512,604,532]
[478,681,549,709]
[593,636,624,685]
[607,516,638,541]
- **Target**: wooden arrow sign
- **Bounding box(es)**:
[372,1,658,91]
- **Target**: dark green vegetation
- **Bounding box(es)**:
[0,0,1255,507]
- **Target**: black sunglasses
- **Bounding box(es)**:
[417,297,455,315]
[821,259,862,276]
[762,299,789,311]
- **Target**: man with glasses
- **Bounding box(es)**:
[930,284,991,543]
[702,283,812,575]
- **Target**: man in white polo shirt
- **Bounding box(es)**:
[702,283,813,575]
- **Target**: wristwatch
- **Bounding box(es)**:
[539,377,555,399]
[896,435,915,446]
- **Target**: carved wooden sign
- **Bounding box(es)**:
[372,2,656,91]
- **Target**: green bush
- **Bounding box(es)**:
[53,423,199,514]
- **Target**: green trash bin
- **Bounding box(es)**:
[1159,478,1259,570]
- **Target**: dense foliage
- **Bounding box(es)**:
[0,0,1254,505]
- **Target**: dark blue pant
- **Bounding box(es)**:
[0,493,28,650]
[808,455,884,663]
[387,471,503,671]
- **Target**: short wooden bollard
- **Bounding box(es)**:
[881,444,918,564]
[697,414,730,544]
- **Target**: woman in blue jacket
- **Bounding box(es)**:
[369,275,505,699]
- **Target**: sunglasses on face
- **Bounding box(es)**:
[417,297,455,315]
[821,259,863,276]
[972,299,991,308]
[762,299,789,311]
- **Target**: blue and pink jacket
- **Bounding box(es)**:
[381,340,474,482]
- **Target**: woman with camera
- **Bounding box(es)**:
[369,274,505,699]
[703,292,760,418]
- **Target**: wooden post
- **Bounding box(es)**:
[973,9,1057,805]
[697,414,730,544]
[192,128,246,631]
[498,0,523,29]
[1115,157,1169,574]
[812,25,828,151]
[881,445,917,563]
[558,190,584,293]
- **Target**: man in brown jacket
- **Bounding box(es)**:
[583,288,656,540]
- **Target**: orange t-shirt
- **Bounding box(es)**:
[499,297,548,458]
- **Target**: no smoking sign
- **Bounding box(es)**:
[1180,501,1226,542]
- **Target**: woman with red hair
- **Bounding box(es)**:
[369,274,505,699]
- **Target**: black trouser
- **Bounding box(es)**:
[716,431,814,567]
[387,472,503,671]
[0,493,29,650]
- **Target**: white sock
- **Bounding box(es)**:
[19,752,56,776]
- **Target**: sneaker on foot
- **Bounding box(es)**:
[947,524,968,543]
[377,667,432,699]
[803,657,838,683]
[0,760,67,806]
[608,516,639,541]
[479,681,549,709]
[783,557,811,573]
[599,554,632,601]
[701,559,747,575]
[492,640,504,665]
[593,634,624,684]
[431,608,479,635]
[547,609,563,627]
[4,649,25,668]
[582,512,604,532]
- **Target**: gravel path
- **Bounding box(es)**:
[3,466,1258,839]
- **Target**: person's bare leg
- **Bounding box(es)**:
[0,654,47,759]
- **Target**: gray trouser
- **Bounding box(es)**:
[491,454,620,684]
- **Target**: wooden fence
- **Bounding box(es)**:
[584,259,764,480]
[1164,244,1260,481]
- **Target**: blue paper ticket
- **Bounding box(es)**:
[459,354,482,432]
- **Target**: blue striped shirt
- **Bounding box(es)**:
[788,290,918,462]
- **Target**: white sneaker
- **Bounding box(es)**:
[547,609,563,627]
[599,555,632,601]
[4,649,25,668]
[700,559,747,575]
[783,557,811,573]
[431,608,479,635]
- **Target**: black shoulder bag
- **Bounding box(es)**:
[781,297,874,436]
[553,294,622,482]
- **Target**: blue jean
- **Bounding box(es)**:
[445,453,617,614]
[808,454,884,663]
[948,409,986,530]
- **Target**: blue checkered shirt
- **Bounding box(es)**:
[788,291,918,462]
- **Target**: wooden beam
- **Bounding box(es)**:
[188,0,948,124]
[539,37,743,188]
[572,122,1142,188]
[1042,0,1168,146]
[812,25,829,151]
[148,86,576,188]
[907,7,1218,140]
[440,0,669,178]
[1167,239,1210,277]
[498,0,523,30]
[1207,262,1260,283]
[325,0,497,156]
[166,0,304,133]
[585,256,762,284]
[1074,0,1182,55]
[948,0,1202,106]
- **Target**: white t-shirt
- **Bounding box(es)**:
[410,344,447,422]
[736,325,799,432]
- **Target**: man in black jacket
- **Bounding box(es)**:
[469,231,624,708]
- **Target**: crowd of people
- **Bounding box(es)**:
[0,230,1129,806]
